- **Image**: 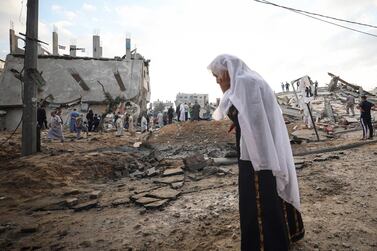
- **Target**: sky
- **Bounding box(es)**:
[0,0,377,103]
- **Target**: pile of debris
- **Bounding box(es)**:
[278,73,376,142]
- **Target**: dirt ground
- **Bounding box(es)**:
[0,120,376,250]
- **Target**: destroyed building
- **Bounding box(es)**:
[277,73,376,141]
[0,29,151,130]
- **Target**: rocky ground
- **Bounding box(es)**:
[0,121,376,250]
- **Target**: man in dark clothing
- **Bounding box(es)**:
[176,104,181,122]
[86,109,94,132]
[285,82,290,92]
[191,101,201,121]
[167,106,174,124]
[357,95,376,140]
[37,105,48,129]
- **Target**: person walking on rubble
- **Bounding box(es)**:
[191,101,201,121]
[141,115,148,133]
[69,108,80,133]
[179,103,186,121]
[357,95,376,140]
[285,82,290,92]
[281,82,285,92]
[345,94,355,116]
[208,54,304,251]
[167,106,174,124]
[75,115,88,139]
[48,111,64,142]
[115,112,124,137]
[86,109,94,132]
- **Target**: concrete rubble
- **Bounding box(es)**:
[277,73,376,142]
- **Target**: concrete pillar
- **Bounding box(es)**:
[93,35,101,58]
[70,45,76,57]
[126,38,131,59]
[52,31,58,55]
[9,29,17,54]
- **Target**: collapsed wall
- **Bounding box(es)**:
[0,54,151,130]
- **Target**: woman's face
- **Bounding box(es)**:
[213,70,230,93]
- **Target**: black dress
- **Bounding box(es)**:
[228,106,305,251]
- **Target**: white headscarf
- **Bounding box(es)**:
[208,54,301,211]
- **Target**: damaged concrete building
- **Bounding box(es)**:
[277,73,376,141]
[0,29,151,130]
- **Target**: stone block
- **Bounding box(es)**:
[163,167,184,177]
[89,191,102,199]
[144,199,169,209]
[73,200,98,212]
[153,175,184,185]
[147,187,180,200]
[183,154,207,171]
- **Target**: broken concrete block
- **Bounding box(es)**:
[73,200,98,212]
[135,197,161,205]
[89,191,102,199]
[65,198,79,207]
[171,182,184,189]
[153,175,184,185]
[130,192,149,201]
[143,199,170,209]
[147,187,180,200]
[63,189,80,196]
[163,167,184,177]
[212,158,238,166]
[146,167,159,177]
[111,198,130,207]
[183,154,207,171]
[133,142,142,148]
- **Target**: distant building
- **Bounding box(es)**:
[152,99,174,112]
[175,93,209,108]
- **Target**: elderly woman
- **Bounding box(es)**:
[208,55,304,250]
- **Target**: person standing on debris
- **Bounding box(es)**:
[167,106,174,124]
[93,114,100,131]
[176,104,181,122]
[115,112,124,137]
[69,109,80,133]
[48,111,64,142]
[157,111,164,128]
[141,115,148,133]
[86,109,94,132]
[345,94,355,116]
[208,54,304,251]
[285,81,290,92]
[75,115,88,139]
[314,81,318,97]
[37,104,48,130]
[191,100,201,121]
[281,82,285,92]
[128,114,135,136]
[357,95,375,140]
[179,103,186,121]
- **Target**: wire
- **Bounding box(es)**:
[253,0,377,38]
[253,0,377,29]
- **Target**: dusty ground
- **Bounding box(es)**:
[0,121,376,250]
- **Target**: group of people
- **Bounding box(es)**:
[176,101,201,122]
[281,82,290,92]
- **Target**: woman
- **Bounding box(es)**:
[208,55,304,251]
[48,111,64,142]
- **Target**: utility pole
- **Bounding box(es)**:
[22,0,39,156]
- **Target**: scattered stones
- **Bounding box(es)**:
[73,200,98,212]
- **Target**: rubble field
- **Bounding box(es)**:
[0,120,376,250]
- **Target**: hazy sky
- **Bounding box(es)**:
[1,0,377,102]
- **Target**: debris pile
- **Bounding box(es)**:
[277,73,376,142]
